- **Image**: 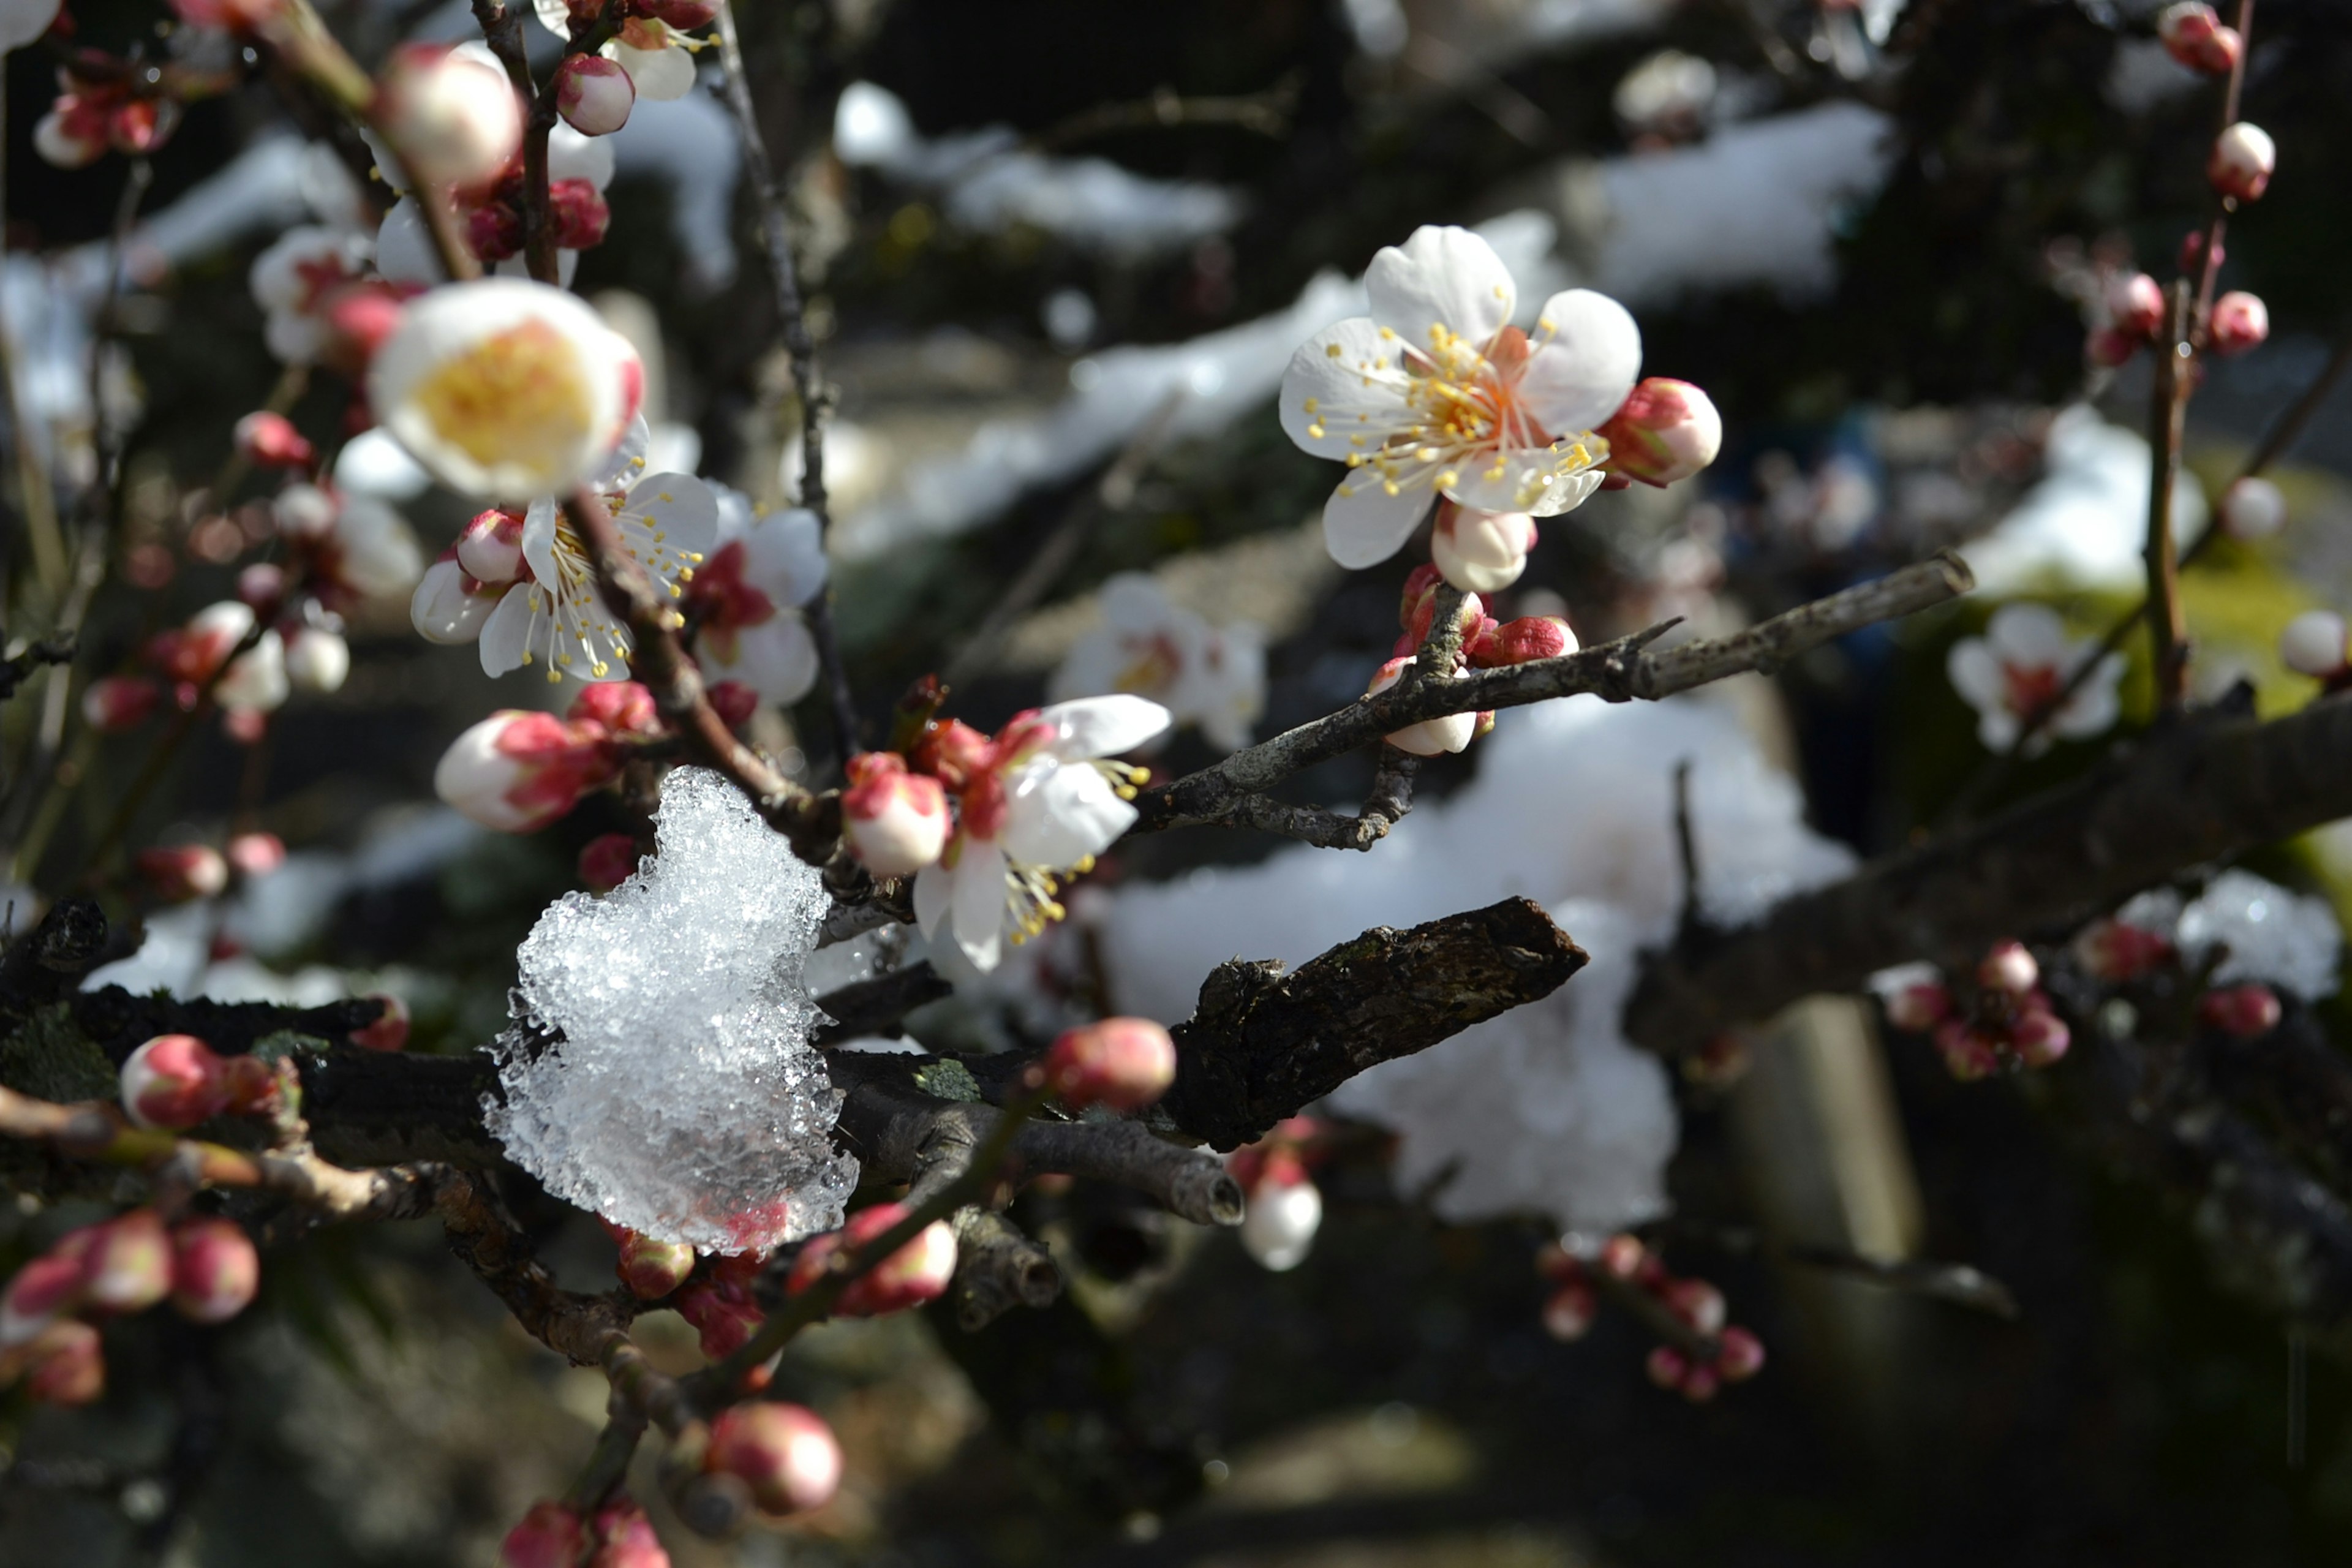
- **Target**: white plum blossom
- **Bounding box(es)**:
[273,483,424,606]
[1279,225,1642,570]
[687,497,827,706]
[375,120,616,288]
[1945,602,2125,756]
[534,0,706,101]
[249,227,374,366]
[1049,573,1265,753]
[916,696,1170,971]
[369,278,644,501]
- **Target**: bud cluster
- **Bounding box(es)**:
[119,1033,286,1130]
[1537,1235,1764,1403]
[435,682,666,833]
[785,1202,958,1317]
[2069,911,2282,1041]
[497,1493,671,1568]
[1369,567,1580,757]
[1879,941,2071,1079]
[2158,3,2242,75]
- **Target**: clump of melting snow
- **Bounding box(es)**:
[2175,870,2342,1001]
[1095,694,1855,1235]
[486,767,854,1252]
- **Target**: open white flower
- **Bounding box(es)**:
[1947,602,2124,756]
[1049,573,1264,753]
[533,0,706,100]
[370,278,643,500]
[687,498,826,704]
[1280,225,1642,570]
[249,227,374,365]
[916,696,1170,971]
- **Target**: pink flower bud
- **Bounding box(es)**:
[2157,2,2242,73]
[380,44,524,190]
[842,753,951,877]
[2011,1008,2071,1069]
[704,1403,842,1517]
[1679,1362,1721,1402]
[2219,475,2286,540]
[22,1319,103,1406]
[137,844,229,903]
[81,675,160,733]
[788,1202,958,1316]
[1883,981,1954,1033]
[1978,940,2038,997]
[434,710,620,834]
[1598,1234,1646,1280]
[2105,272,2165,339]
[1366,657,1476,756]
[1045,1017,1177,1111]
[225,831,286,878]
[1645,1344,1689,1389]
[2086,326,2139,369]
[707,680,758,730]
[569,680,660,738]
[82,1210,172,1314]
[284,628,351,695]
[548,178,611,250]
[2180,229,2225,275]
[1,1238,93,1348]
[579,832,643,893]
[2208,122,2275,204]
[1468,615,1577,668]
[2210,291,2269,356]
[2279,609,2348,677]
[320,282,407,372]
[1934,1020,2000,1081]
[234,411,314,470]
[457,507,526,584]
[609,1225,695,1299]
[673,1280,763,1359]
[352,993,411,1052]
[169,1217,259,1324]
[2072,918,2174,982]
[1663,1277,1726,1335]
[587,1496,669,1568]
[1541,1281,1597,1341]
[1597,377,1724,487]
[121,1035,233,1130]
[1429,502,1537,594]
[499,1500,590,1568]
[1716,1325,1766,1382]
[556,53,636,136]
[2199,982,2282,1038]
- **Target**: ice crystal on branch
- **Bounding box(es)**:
[485,768,855,1252]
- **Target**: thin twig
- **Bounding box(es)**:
[2147,280,2192,709]
[1026,83,1294,154]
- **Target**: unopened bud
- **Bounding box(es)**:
[1934,1020,2000,1081]
[1366,657,1476,757]
[1,1238,93,1348]
[704,1403,842,1517]
[707,680,758,730]
[638,0,719,24]
[1598,1233,1646,1280]
[568,680,660,738]
[380,45,524,190]
[498,1500,590,1568]
[1883,981,1953,1033]
[225,831,286,878]
[1540,1281,1597,1341]
[1468,615,1577,668]
[81,675,160,733]
[2011,1007,2071,1068]
[2072,918,2174,982]
[285,628,351,695]
[673,1281,763,1359]
[137,844,228,903]
[586,1495,669,1568]
[170,1217,260,1324]
[351,993,410,1052]
[22,1319,102,1406]
[2086,326,2139,369]
[1044,1017,1177,1111]
[1430,502,1537,594]
[83,1210,172,1314]
[2106,271,2165,339]
[1645,1344,1689,1389]
[458,507,526,584]
[1716,1324,1765,1381]
[842,752,950,877]
[2279,609,2348,677]
[556,53,635,136]
[610,1225,695,1300]
[2210,290,2269,356]
[2157,2,2242,74]
[1239,1173,1322,1272]
[2199,982,2282,1038]
[121,1034,233,1130]
[786,1202,958,1316]
[548,178,611,250]
[1663,1277,1726,1335]
[1977,940,2038,997]
[1597,377,1723,487]
[2208,122,2275,204]
[434,710,619,833]
[235,410,314,469]
[2219,475,2286,541]
[579,832,642,894]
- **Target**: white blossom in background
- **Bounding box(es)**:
[1095,695,1856,1235]
[0,0,57,51]
[1280,225,1640,569]
[376,120,616,288]
[1945,602,2124,756]
[1049,573,1265,753]
[688,496,826,705]
[249,227,373,365]
[488,767,856,1252]
[534,0,706,101]
[2176,869,2342,1001]
[273,483,424,607]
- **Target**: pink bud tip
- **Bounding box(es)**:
[1645,1344,1689,1389]
[2158,3,2241,74]
[555,53,635,137]
[707,680,758,730]
[233,410,315,469]
[548,178,612,251]
[1978,940,2039,997]
[842,752,951,878]
[1468,615,1577,668]
[80,675,161,733]
[704,1403,843,1517]
[2210,291,2269,356]
[579,833,643,894]
[637,0,719,24]
[21,1319,104,1406]
[83,1210,173,1315]
[1598,1233,1646,1280]
[568,680,660,738]
[673,1280,763,1359]
[1597,377,1723,487]
[611,1226,696,1300]
[121,1034,233,1131]
[2208,122,2275,205]
[2,1240,94,1348]
[1663,1277,1727,1335]
[498,1500,590,1568]
[1044,1017,1178,1112]
[2010,1007,2071,1069]
[586,1495,669,1568]
[1541,1281,1597,1341]
[2106,272,2165,340]
[786,1202,959,1317]
[2072,918,2175,982]
[351,993,410,1053]
[457,507,526,585]
[135,844,229,903]
[2199,982,2283,1039]
[170,1217,260,1324]
[1883,981,1954,1033]
[1716,1325,1766,1381]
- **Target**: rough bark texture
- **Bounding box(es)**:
[1626,690,2352,1057]
[1160,896,1589,1150]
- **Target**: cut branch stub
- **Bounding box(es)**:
[1161,896,1588,1150]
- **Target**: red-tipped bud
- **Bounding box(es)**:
[786,1202,957,1317]
[611,1226,696,1300]
[1044,1017,1177,1111]
[379,43,524,190]
[569,680,660,738]
[81,674,160,733]
[1977,940,2038,997]
[1663,1277,1727,1335]
[908,717,992,790]
[1598,1233,1647,1280]
[1430,502,1537,594]
[352,993,410,1053]
[2011,1007,2071,1068]
[2219,476,2287,541]
[1,1237,93,1348]
[82,1210,172,1314]
[457,507,526,585]
[1468,615,1577,668]
[234,410,315,469]
[548,178,612,251]
[435,710,621,834]
[121,1035,233,1130]
[1398,563,1444,631]
[2157,3,2241,74]
[2106,271,2165,339]
[320,282,406,372]
[555,53,635,136]
[1366,657,1477,757]
[136,844,228,903]
[2208,122,2275,204]
[2210,291,2269,356]
[1934,1020,2000,1081]
[579,833,643,894]
[1645,1344,1688,1389]
[1540,1281,1598,1341]
[498,1500,590,1568]
[704,1403,842,1517]
[224,831,286,878]
[707,680,758,730]
[2072,918,2174,982]
[21,1319,103,1406]
[1716,1325,1765,1381]
[842,752,951,877]
[587,1496,669,1568]
[673,1281,763,1359]
[2086,327,2140,369]
[1598,377,1723,487]
[2180,229,2225,275]
[2199,982,2283,1038]
[2280,609,2348,678]
[169,1217,259,1324]
[1884,981,1954,1033]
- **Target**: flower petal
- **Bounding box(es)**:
[1322,473,1430,570]
[1445,447,1597,515]
[950,840,1008,971]
[521,497,562,587]
[1366,225,1515,354]
[1945,638,2002,711]
[478,582,535,677]
[1517,290,1643,437]
[1279,317,1413,461]
[1988,601,2070,665]
[709,614,818,704]
[744,508,828,605]
[1527,466,1606,519]
[1001,760,1136,869]
[611,39,696,100]
[1036,694,1171,761]
[914,858,952,937]
[625,473,719,559]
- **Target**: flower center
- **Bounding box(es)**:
[410,319,594,477]
[2002,660,2062,718]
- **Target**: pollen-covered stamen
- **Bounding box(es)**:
[524,512,635,681]
[1090,758,1150,802]
[1002,864,1066,947]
